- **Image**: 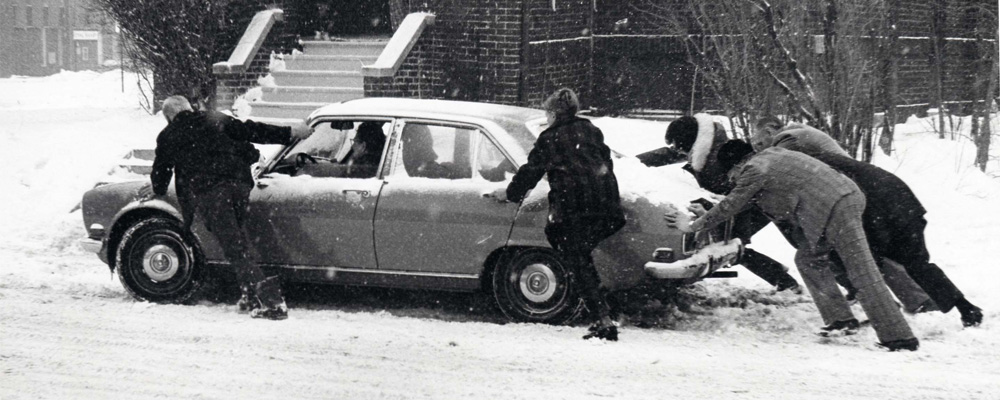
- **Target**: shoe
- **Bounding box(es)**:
[236,283,261,314]
[912,299,940,314]
[249,277,289,321]
[583,321,619,341]
[776,282,803,295]
[876,337,919,352]
[818,318,860,337]
[959,305,983,328]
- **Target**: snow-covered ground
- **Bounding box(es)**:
[1,70,998,399]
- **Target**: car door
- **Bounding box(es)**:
[373,120,520,274]
[245,119,392,270]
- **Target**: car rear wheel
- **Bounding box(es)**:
[492,248,582,324]
[115,217,204,303]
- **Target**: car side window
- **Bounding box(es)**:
[273,120,390,178]
[474,132,515,182]
[391,122,474,180]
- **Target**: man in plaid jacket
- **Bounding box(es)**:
[666,140,919,351]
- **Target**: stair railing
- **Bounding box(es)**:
[212,9,284,74]
[361,12,436,78]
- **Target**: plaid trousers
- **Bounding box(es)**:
[800,192,915,343]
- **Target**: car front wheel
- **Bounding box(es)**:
[115,217,204,303]
[492,248,582,324]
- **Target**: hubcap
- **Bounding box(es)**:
[142,244,180,281]
[519,262,558,303]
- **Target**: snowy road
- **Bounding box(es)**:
[2,71,999,399]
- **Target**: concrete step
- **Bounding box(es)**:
[283,55,378,71]
[300,40,387,57]
[272,70,363,87]
[249,101,328,120]
[262,86,365,103]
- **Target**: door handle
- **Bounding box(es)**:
[343,189,370,197]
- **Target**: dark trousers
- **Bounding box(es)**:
[732,209,799,289]
[875,217,964,312]
[545,216,625,321]
[191,181,266,287]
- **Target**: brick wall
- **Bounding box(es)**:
[366,0,524,105]
[212,1,300,111]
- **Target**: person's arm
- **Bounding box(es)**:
[224,117,293,145]
[690,163,765,231]
[506,133,551,202]
[149,134,174,196]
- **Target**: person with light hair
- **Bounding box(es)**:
[140,95,314,320]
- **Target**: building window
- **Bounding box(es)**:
[26,6,33,27]
[10,6,17,26]
[82,46,90,61]
[43,7,49,27]
[60,7,67,25]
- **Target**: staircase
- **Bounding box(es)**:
[248,39,388,123]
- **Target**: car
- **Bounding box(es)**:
[79,98,742,324]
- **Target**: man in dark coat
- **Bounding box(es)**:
[493,88,626,341]
[666,140,919,351]
[665,115,801,293]
[139,95,313,320]
[754,118,983,327]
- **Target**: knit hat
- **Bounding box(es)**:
[717,139,755,172]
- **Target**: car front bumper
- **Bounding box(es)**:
[644,239,743,280]
[79,237,109,264]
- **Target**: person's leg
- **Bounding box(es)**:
[884,217,963,313]
[826,195,915,345]
[733,209,799,290]
[884,217,981,326]
[545,221,607,322]
[794,248,856,326]
[877,257,933,313]
[195,183,265,289]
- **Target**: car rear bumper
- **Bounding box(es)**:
[644,239,742,280]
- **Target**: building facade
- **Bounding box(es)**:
[0,0,121,77]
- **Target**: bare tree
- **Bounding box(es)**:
[967,3,998,172]
[93,0,247,110]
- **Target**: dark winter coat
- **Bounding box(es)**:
[769,125,926,251]
[810,153,926,252]
[506,116,625,225]
[151,110,292,224]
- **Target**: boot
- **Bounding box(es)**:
[956,298,983,327]
[583,317,619,341]
[249,276,288,320]
[236,283,261,314]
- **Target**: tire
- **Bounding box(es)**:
[492,248,582,324]
[115,217,204,303]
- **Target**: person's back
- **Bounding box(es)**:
[155,110,260,190]
[771,123,848,158]
[732,147,857,246]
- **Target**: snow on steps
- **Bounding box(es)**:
[270,70,364,87]
[283,54,379,71]
[261,86,364,103]
[300,40,388,57]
